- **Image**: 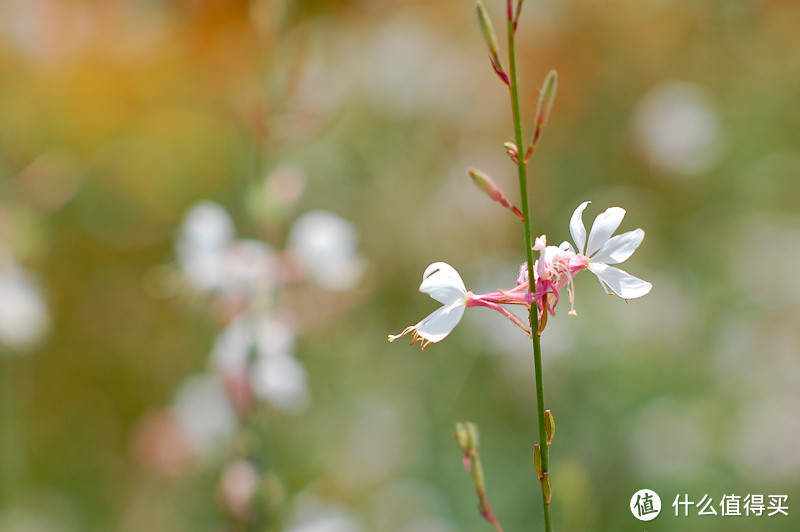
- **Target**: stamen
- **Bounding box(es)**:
[556,261,578,317]
[388,325,416,342]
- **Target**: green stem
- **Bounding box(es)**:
[506,5,552,532]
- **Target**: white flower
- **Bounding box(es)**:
[172,373,237,457]
[250,350,310,414]
[632,81,724,176]
[287,210,365,292]
[388,262,467,350]
[0,249,50,351]
[212,316,310,414]
[176,201,234,292]
[176,201,278,295]
[286,500,364,532]
[569,201,652,299]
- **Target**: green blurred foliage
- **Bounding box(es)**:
[1,0,799,531]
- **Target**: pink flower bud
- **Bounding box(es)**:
[468,168,525,220]
[468,168,503,201]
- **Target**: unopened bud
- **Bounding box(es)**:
[465,421,480,451]
[468,168,503,201]
[503,141,518,160]
[455,422,471,455]
[533,444,543,479]
[542,472,552,505]
[475,1,499,57]
[545,410,555,446]
[468,168,525,221]
[536,70,558,127]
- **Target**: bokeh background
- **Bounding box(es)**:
[1,0,799,531]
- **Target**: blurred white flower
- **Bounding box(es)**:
[218,239,277,294]
[176,201,235,291]
[0,250,50,351]
[178,201,235,255]
[286,501,364,532]
[218,458,260,521]
[212,315,309,414]
[176,201,277,294]
[632,81,725,176]
[287,210,365,292]
[172,373,237,457]
[628,397,709,479]
[249,349,310,414]
[729,393,800,479]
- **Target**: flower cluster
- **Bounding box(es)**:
[173,201,364,427]
[389,202,651,350]
[135,200,365,479]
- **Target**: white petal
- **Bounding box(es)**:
[419,262,467,305]
[287,210,364,292]
[569,201,591,254]
[173,373,237,455]
[250,352,310,414]
[586,207,626,256]
[591,228,645,265]
[415,303,465,343]
[588,263,652,299]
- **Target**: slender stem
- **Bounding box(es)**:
[506,5,552,532]
[458,422,505,532]
[471,452,505,532]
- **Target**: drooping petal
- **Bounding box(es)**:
[587,263,652,299]
[415,303,466,343]
[591,228,645,265]
[419,262,467,305]
[569,201,590,254]
[586,207,626,256]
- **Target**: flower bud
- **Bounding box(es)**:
[542,472,552,505]
[525,71,558,161]
[503,141,519,162]
[468,168,525,220]
[465,421,480,451]
[533,443,543,479]
[468,168,503,201]
[475,1,499,57]
[455,422,471,455]
[545,409,555,446]
[536,70,558,127]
